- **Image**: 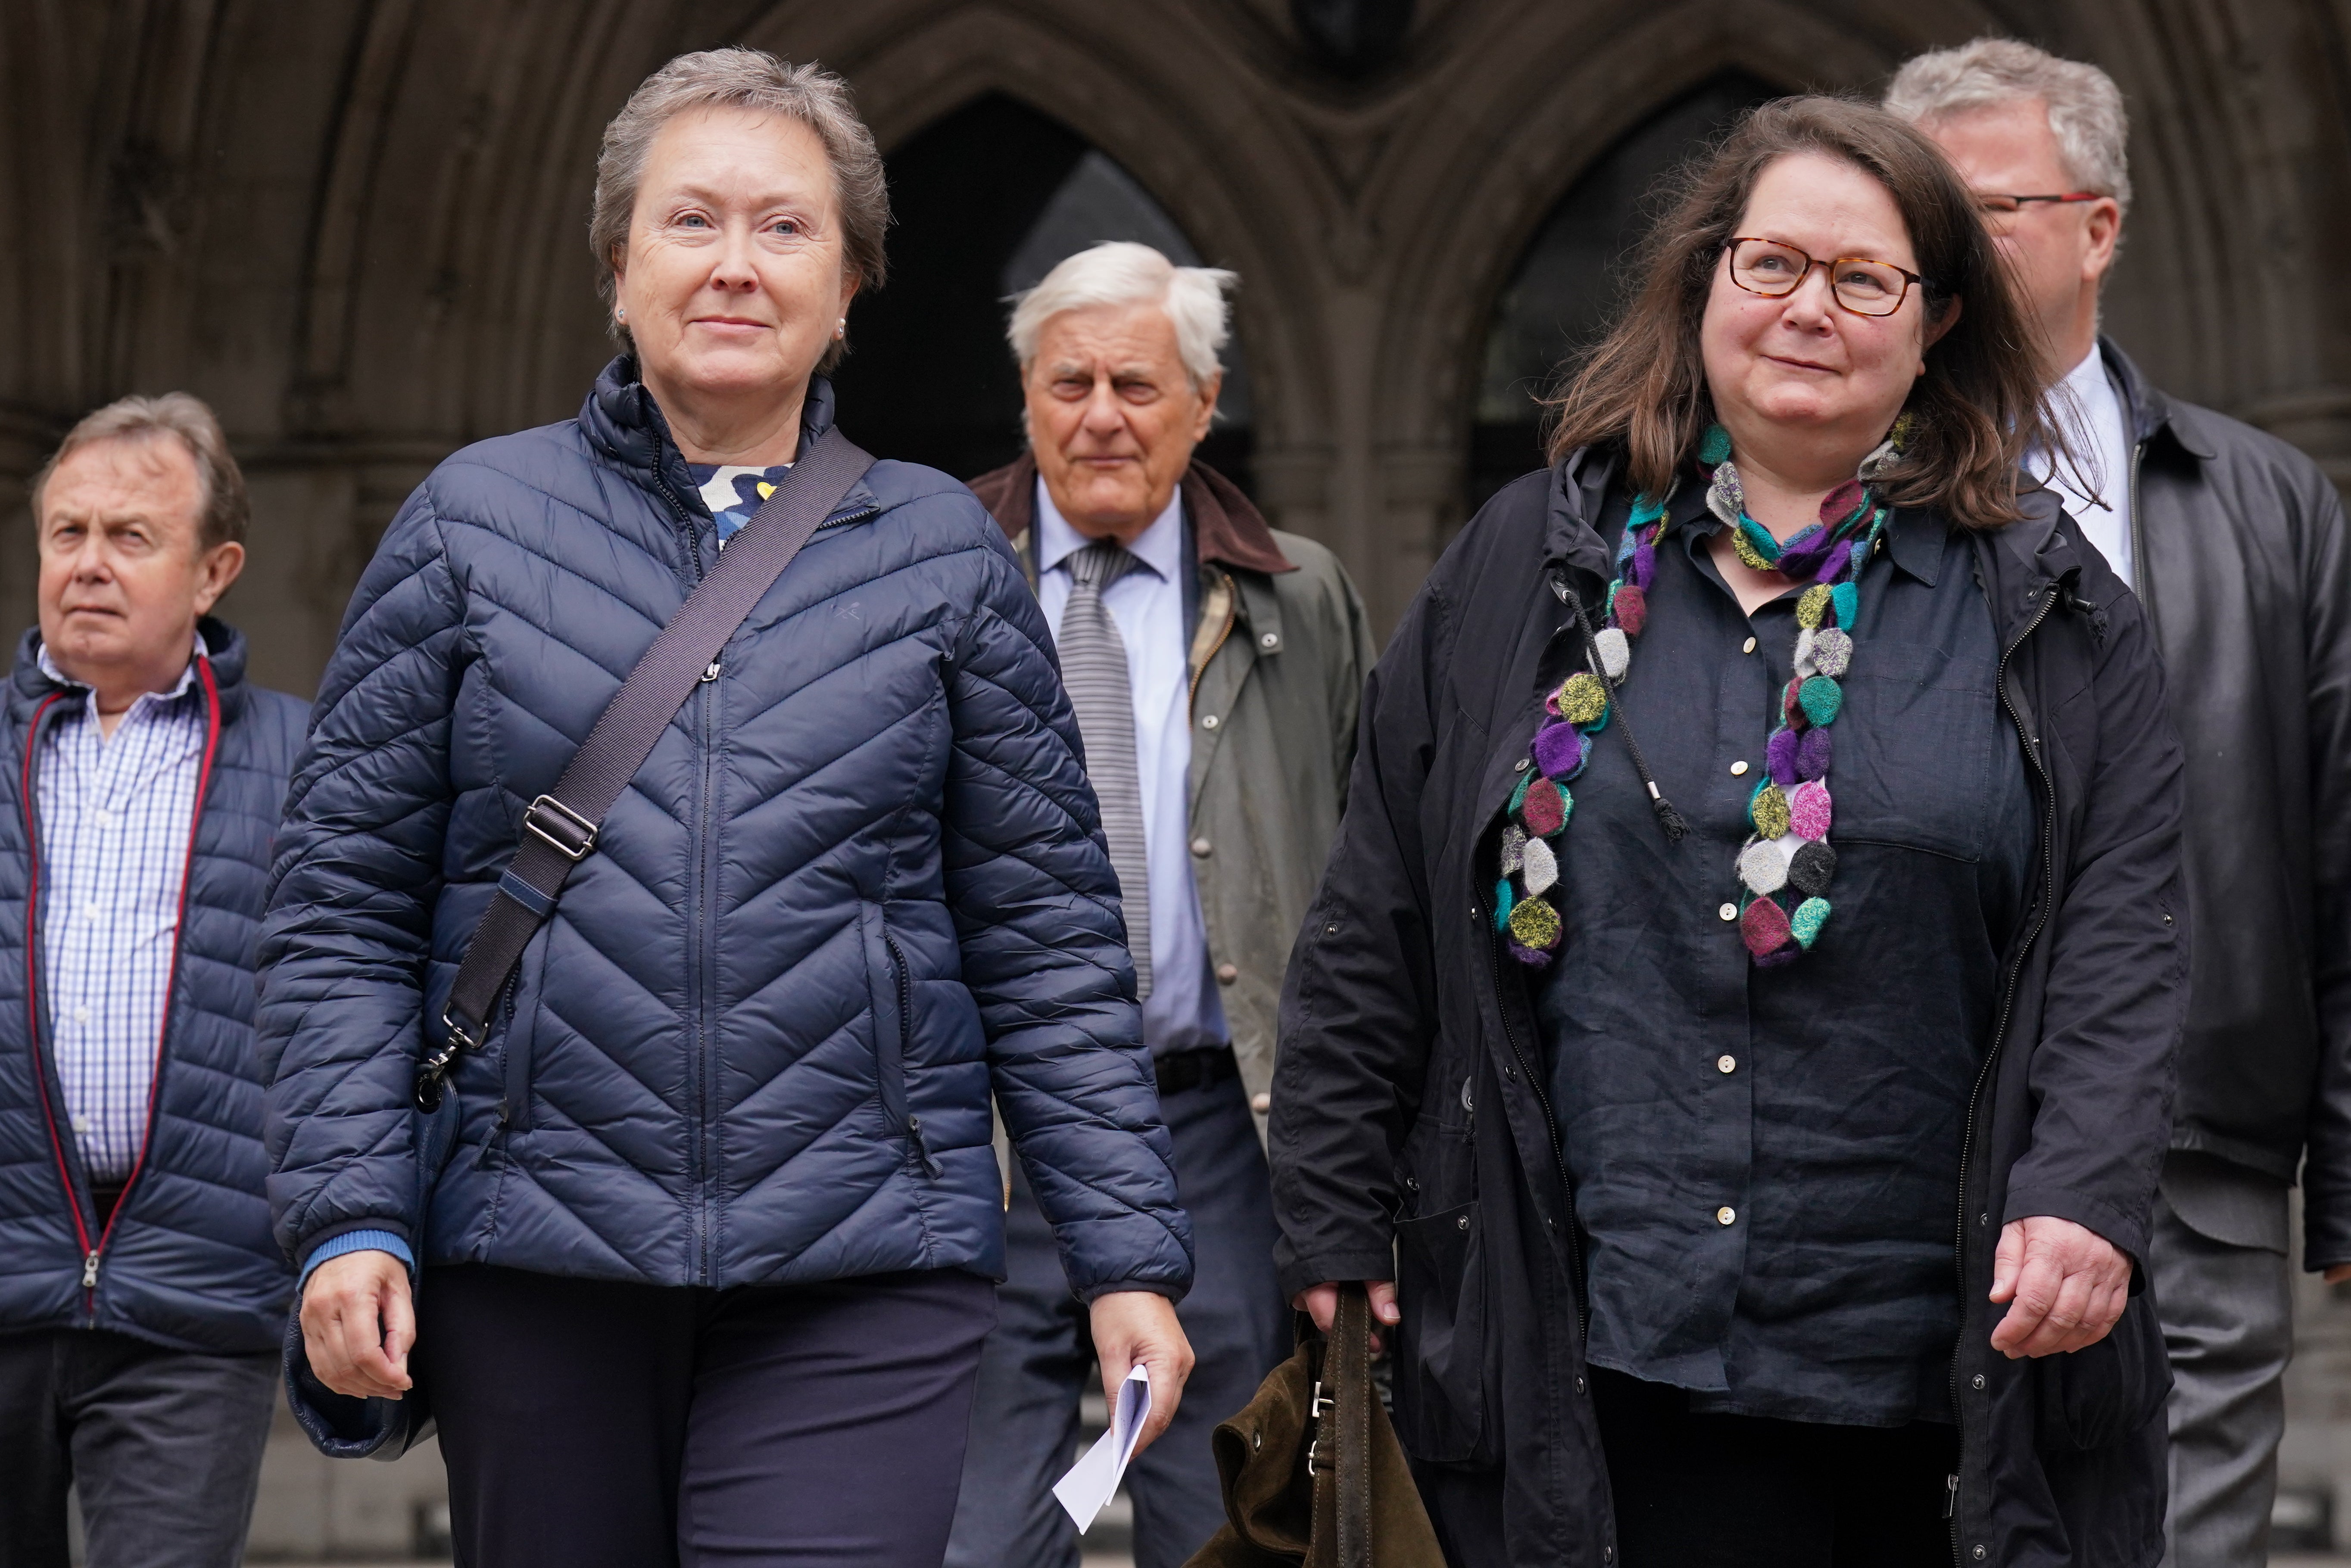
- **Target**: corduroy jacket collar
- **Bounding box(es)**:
[969,450,1296,576]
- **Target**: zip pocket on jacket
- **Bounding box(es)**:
[861,902,939,1178]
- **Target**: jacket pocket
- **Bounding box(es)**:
[1392,1198,1489,1464]
[860,902,939,1178]
[473,930,545,1170]
[2032,1291,2172,1451]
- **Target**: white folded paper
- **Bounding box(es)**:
[1052,1364,1153,1531]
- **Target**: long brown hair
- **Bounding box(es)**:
[1543,96,2053,529]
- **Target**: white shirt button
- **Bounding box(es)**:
[1200,714,1220,730]
[1718,902,1738,922]
[73,1006,90,1023]
[1250,1092,1272,1114]
[1742,637,1758,654]
[71,1115,90,1134]
[1716,1206,1737,1226]
[82,904,99,921]
[94,810,114,828]
[1717,1055,1736,1073]
[1191,838,1213,858]
[1730,760,1749,777]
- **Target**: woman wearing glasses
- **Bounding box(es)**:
[1270,98,2183,1564]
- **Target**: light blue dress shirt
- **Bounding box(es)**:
[1035,478,1229,1058]
[34,640,206,1187]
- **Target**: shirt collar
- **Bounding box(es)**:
[1034,477,1185,584]
[37,631,206,704]
[2058,342,2114,414]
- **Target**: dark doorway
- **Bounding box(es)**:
[1467,73,1778,512]
[833,93,1254,490]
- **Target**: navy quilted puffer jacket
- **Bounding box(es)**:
[0,620,305,1353]
[258,361,1191,1300]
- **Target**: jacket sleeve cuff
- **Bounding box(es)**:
[2304,1203,2351,1272]
[1074,1279,1185,1307]
[2002,1187,2149,1276]
[1275,1249,1399,1304]
[297,1229,415,1291]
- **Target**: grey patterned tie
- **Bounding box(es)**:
[1060,540,1151,1000]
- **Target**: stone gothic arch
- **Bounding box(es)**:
[3,0,2347,661]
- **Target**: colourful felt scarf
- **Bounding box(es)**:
[1497,422,1903,968]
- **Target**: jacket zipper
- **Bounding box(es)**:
[26,666,222,1309]
[19,694,88,1283]
[1946,580,2061,1564]
[649,464,717,1282]
[882,932,940,1178]
[2126,436,2152,638]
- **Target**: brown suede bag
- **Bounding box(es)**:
[1182,1285,1446,1568]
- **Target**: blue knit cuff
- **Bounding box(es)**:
[298,1230,416,1291]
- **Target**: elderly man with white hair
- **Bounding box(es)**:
[1892,40,2351,1564]
[950,241,1376,1568]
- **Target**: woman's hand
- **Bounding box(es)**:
[1988,1216,2131,1358]
[1292,1280,1400,1356]
[300,1250,415,1399]
[1089,1290,1194,1456]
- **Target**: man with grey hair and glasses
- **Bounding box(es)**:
[1893,39,2351,1563]
[949,240,1376,1568]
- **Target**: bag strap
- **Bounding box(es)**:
[416,426,875,1109]
[1327,1285,1372,1568]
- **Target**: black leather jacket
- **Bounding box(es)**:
[2107,340,2351,1264]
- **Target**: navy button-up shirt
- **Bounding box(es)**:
[1536,477,2035,1428]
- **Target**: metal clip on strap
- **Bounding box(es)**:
[523,794,596,861]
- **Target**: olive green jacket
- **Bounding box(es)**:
[971,454,1377,1138]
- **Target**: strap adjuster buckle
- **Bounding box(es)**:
[523,794,596,862]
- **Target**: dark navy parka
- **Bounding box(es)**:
[258,362,1192,1303]
[1270,450,2187,1566]
[0,620,305,1353]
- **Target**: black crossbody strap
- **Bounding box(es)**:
[417,426,874,1109]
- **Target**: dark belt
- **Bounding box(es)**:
[1156,1045,1237,1097]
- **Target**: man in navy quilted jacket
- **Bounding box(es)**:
[0,394,306,1568]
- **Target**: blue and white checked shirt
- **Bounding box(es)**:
[35,641,206,1185]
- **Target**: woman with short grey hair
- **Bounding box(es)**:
[264,47,1193,1566]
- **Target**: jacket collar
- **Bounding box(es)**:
[1541,446,1619,591]
[970,450,1296,576]
[580,355,862,520]
[2099,335,2215,461]
[1550,443,1977,604]
[11,615,252,726]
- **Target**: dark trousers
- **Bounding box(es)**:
[0,1327,276,1568]
[947,1064,1288,1568]
[417,1263,997,1568]
[1593,1369,1958,1565]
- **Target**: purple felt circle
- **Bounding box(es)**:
[1796,726,1833,781]
[1533,721,1586,780]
